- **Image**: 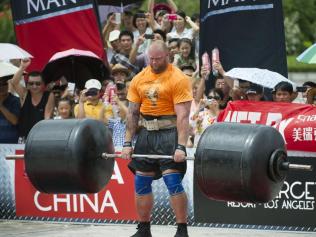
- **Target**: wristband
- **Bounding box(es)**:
[176,144,186,153]
[123,141,132,147]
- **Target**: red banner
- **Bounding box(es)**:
[11,0,105,71]
[218,101,316,152]
[15,150,137,220]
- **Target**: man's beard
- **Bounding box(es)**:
[152,62,168,74]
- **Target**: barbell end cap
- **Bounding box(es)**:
[288,163,313,172]
[280,162,313,172]
[5,154,25,160]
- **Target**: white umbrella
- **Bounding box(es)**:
[224,68,295,89]
[0,61,19,78]
[0,43,33,60]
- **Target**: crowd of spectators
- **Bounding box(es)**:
[0,0,315,146]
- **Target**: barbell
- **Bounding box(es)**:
[6,119,312,203]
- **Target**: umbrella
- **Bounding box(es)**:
[224,68,295,89]
[296,43,316,64]
[42,49,109,90]
[0,61,19,78]
[0,43,33,60]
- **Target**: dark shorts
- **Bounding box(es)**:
[128,127,187,180]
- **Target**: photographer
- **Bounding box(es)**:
[191,88,223,147]
[74,79,113,122]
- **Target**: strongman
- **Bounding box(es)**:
[122,40,192,237]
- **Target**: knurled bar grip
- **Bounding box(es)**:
[102,153,195,160]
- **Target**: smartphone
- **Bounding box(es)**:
[167,14,178,21]
[114,13,121,24]
[144,34,155,40]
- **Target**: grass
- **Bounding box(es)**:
[287,55,316,72]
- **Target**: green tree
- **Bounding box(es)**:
[283,0,316,53]
[141,0,200,17]
[0,0,15,43]
[284,12,302,55]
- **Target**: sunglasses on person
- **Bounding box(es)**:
[28,81,42,86]
[207,95,221,101]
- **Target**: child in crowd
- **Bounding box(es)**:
[173,38,196,70]
[54,97,73,119]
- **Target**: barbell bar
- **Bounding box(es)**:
[7,152,311,171]
[102,153,195,160]
[7,153,311,170]
[6,153,195,160]
[5,119,313,203]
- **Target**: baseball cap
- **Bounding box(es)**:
[112,63,130,76]
[85,79,101,90]
[246,84,264,95]
[109,30,120,42]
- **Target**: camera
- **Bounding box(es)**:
[144,34,155,40]
[167,14,178,21]
[144,34,155,39]
[296,86,308,93]
[85,89,99,97]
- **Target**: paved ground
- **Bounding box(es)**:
[1,221,316,237]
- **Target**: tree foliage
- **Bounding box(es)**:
[0,1,15,43]
[1,0,316,54]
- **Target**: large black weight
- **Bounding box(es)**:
[25,119,114,193]
[195,122,286,203]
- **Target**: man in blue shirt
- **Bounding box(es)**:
[0,79,20,143]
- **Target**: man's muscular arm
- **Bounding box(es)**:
[173,101,191,162]
[175,101,191,146]
[122,102,140,159]
[124,102,141,142]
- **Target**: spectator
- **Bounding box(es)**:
[167,38,179,63]
[173,38,196,70]
[112,64,130,84]
[166,11,199,41]
[122,11,136,33]
[129,29,167,66]
[155,10,168,26]
[148,0,176,32]
[214,77,231,107]
[306,87,316,105]
[187,66,208,147]
[116,82,128,105]
[273,81,295,103]
[74,79,113,122]
[111,30,146,77]
[102,13,120,53]
[245,83,264,101]
[11,59,55,139]
[0,78,20,143]
[191,88,223,147]
[180,64,195,78]
[107,83,129,147]
[302,81,316,102]
[54,97,74,119]
[106,30,121,63]
[133,11,153,54]
[153,29,167,42]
